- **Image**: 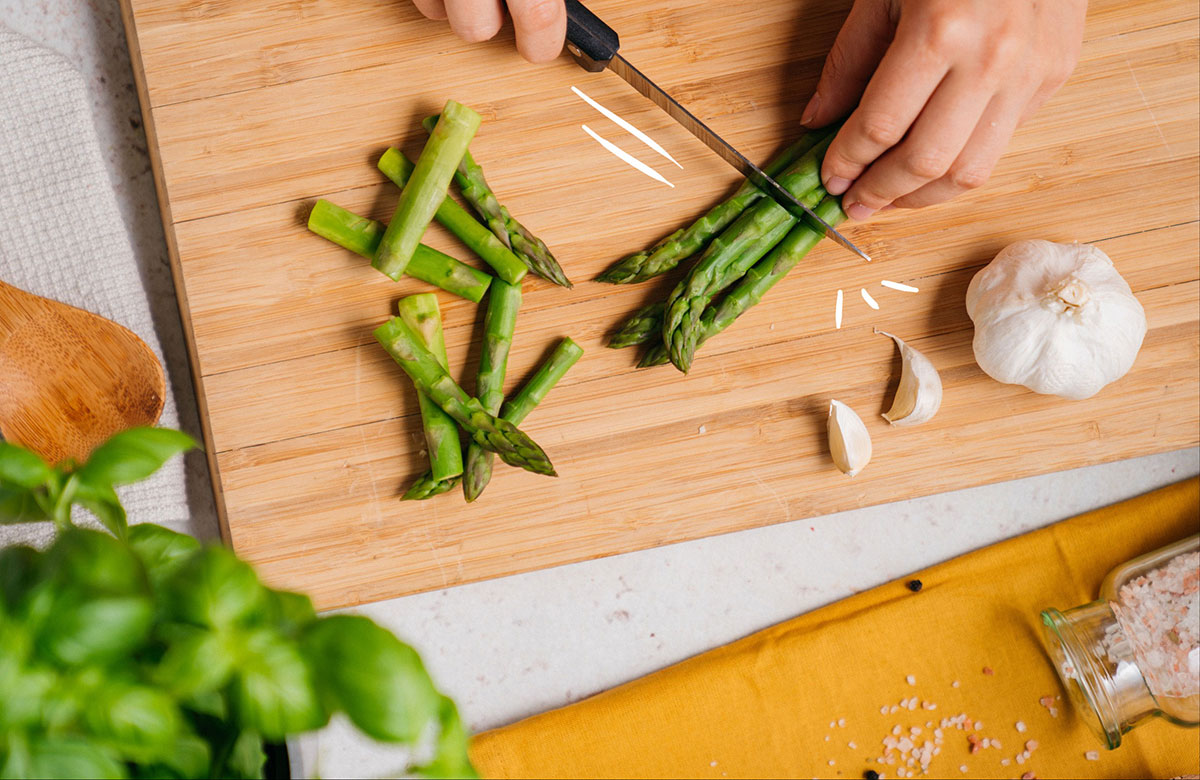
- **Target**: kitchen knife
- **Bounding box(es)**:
[563,0,871,263]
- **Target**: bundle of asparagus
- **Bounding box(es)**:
[601,129,847,373]
[306,99,581,502]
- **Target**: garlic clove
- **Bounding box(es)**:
[877,330,943,426]
[828,399,872,477]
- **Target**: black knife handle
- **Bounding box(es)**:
[564,0,620,71]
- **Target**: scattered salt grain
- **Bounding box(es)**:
[1025,740,1038,752]
[893,725,902,736]
[881,279,920,293]
[974,722,983,731]
[906,674,916,685]
[1021,773,1036,780]
[769,322,775,331]
[1085,751,1100,761]
[981,738,990,749]
[848,741,857,749]
[1016,753,1025,765]
[838,718,846,727]
[829,721,836,729]
[697,425,707,434]
[1001,758,1011,766]
[835,289,844,328]
[881,706,890,715]
[992,738,1002,749]
[828,759,835,766]
[861,288,880,310]
[952,680,960,688]
[824,735,830,742]
[959,766,967,773]
[1015,721,1026,733]
[710,761,718,767]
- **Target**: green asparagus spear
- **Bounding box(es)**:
[639,196,846,368]
[397,295,463,500]
[423,116,572,288]
[596,133,824,284]
[308,200,492,303]
[500,338,584,424]
[661,136,833,373]
[378,149,527,286]
[462,280,521,502]
[402,472,460,500]
[375,317,554,476]
[607,302,665,349]
[374,100,481,280]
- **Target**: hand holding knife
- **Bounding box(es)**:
[562,0,872,263]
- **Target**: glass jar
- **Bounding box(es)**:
[1041,533,1199,749]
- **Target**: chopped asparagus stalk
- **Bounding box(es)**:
[499,338,584,426]
[374,100,481,280]
[424,115,571,288]
[462,280,522,502]
[375,317,554,476]
[378,149,527,286]
[397,294,463,498]
[307,199,491,303]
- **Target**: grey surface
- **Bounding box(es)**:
[4,3,1196,774]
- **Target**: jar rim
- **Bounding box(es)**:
[1041,606,1122,749]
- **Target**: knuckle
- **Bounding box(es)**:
[949,165,991,190]
[857,112,906,149]
[455,19,501,42]
[517,0,562,31]
[921,7,972,54]
[901,151,951,180]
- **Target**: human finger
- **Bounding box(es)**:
[444,0,505,42]
[507,0,567,63]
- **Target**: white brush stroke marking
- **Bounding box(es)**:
[572,85,683,168]
[861,287,880,310]
[835,288,844,329]
[881,279,919,293]
[581,124,674,188]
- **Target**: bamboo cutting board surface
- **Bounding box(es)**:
[119,0,1199,609]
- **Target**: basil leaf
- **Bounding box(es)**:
[1,735,128,779]
[36,594,154,666]
[164,546,264,629]
[0,442,53,488]
[83,682,182,763]
[45,528,147,595]
[412,697,478,779]
[225,731,266,780]
[0,546,40,613]
[75,427,196,487]
[127,523,200,589]
[73,478,128,539]
[262,588,317,637]
[0,484,47,525]
[154,626,235,697]
[129,734,210,780]
[302,615,441,743]
[230,629,326,739]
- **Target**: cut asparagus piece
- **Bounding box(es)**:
[500,338,584,424]
[375,317,554,476]
[640,195,845,368]
[374,100,481,280]
[398,294,463,499]
[308,199,491,303]
[596,132,824,284]
[608,302,665,349]
[403,472,461,500]
[423,115,571,288]
[661,135,833,373]
[462,280,521,503]
[378,149,527,285]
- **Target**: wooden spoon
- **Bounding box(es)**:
[0,280,165,465]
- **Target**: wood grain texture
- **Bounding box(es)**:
[120,0,1200,609]
[0,281,165,465]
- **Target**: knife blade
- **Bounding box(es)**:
[564,0,871,263]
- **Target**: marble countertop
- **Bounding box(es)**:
[3,2,1197,776]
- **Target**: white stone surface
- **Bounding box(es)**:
[4,3,1197,776]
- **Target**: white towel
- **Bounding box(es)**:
[0,27,215,546]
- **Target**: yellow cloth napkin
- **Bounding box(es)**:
[471,477,1200,779]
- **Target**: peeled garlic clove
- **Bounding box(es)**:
[828,399,872,477]
[877,330,943,426]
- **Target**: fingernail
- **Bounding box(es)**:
[846,202,876,221]
[800,93,820,126]
[825,176,851,196]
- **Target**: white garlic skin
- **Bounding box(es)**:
[877,330,943,426]
[828,399,872,477]
[965,240,1146,400]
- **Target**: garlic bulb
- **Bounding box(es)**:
[965,240,1146,400]
[876,330,943,426]
[828,399,872,477]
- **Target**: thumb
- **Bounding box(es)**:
[801,0,896,128]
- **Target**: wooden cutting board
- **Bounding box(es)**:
[119,0,1199,609]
